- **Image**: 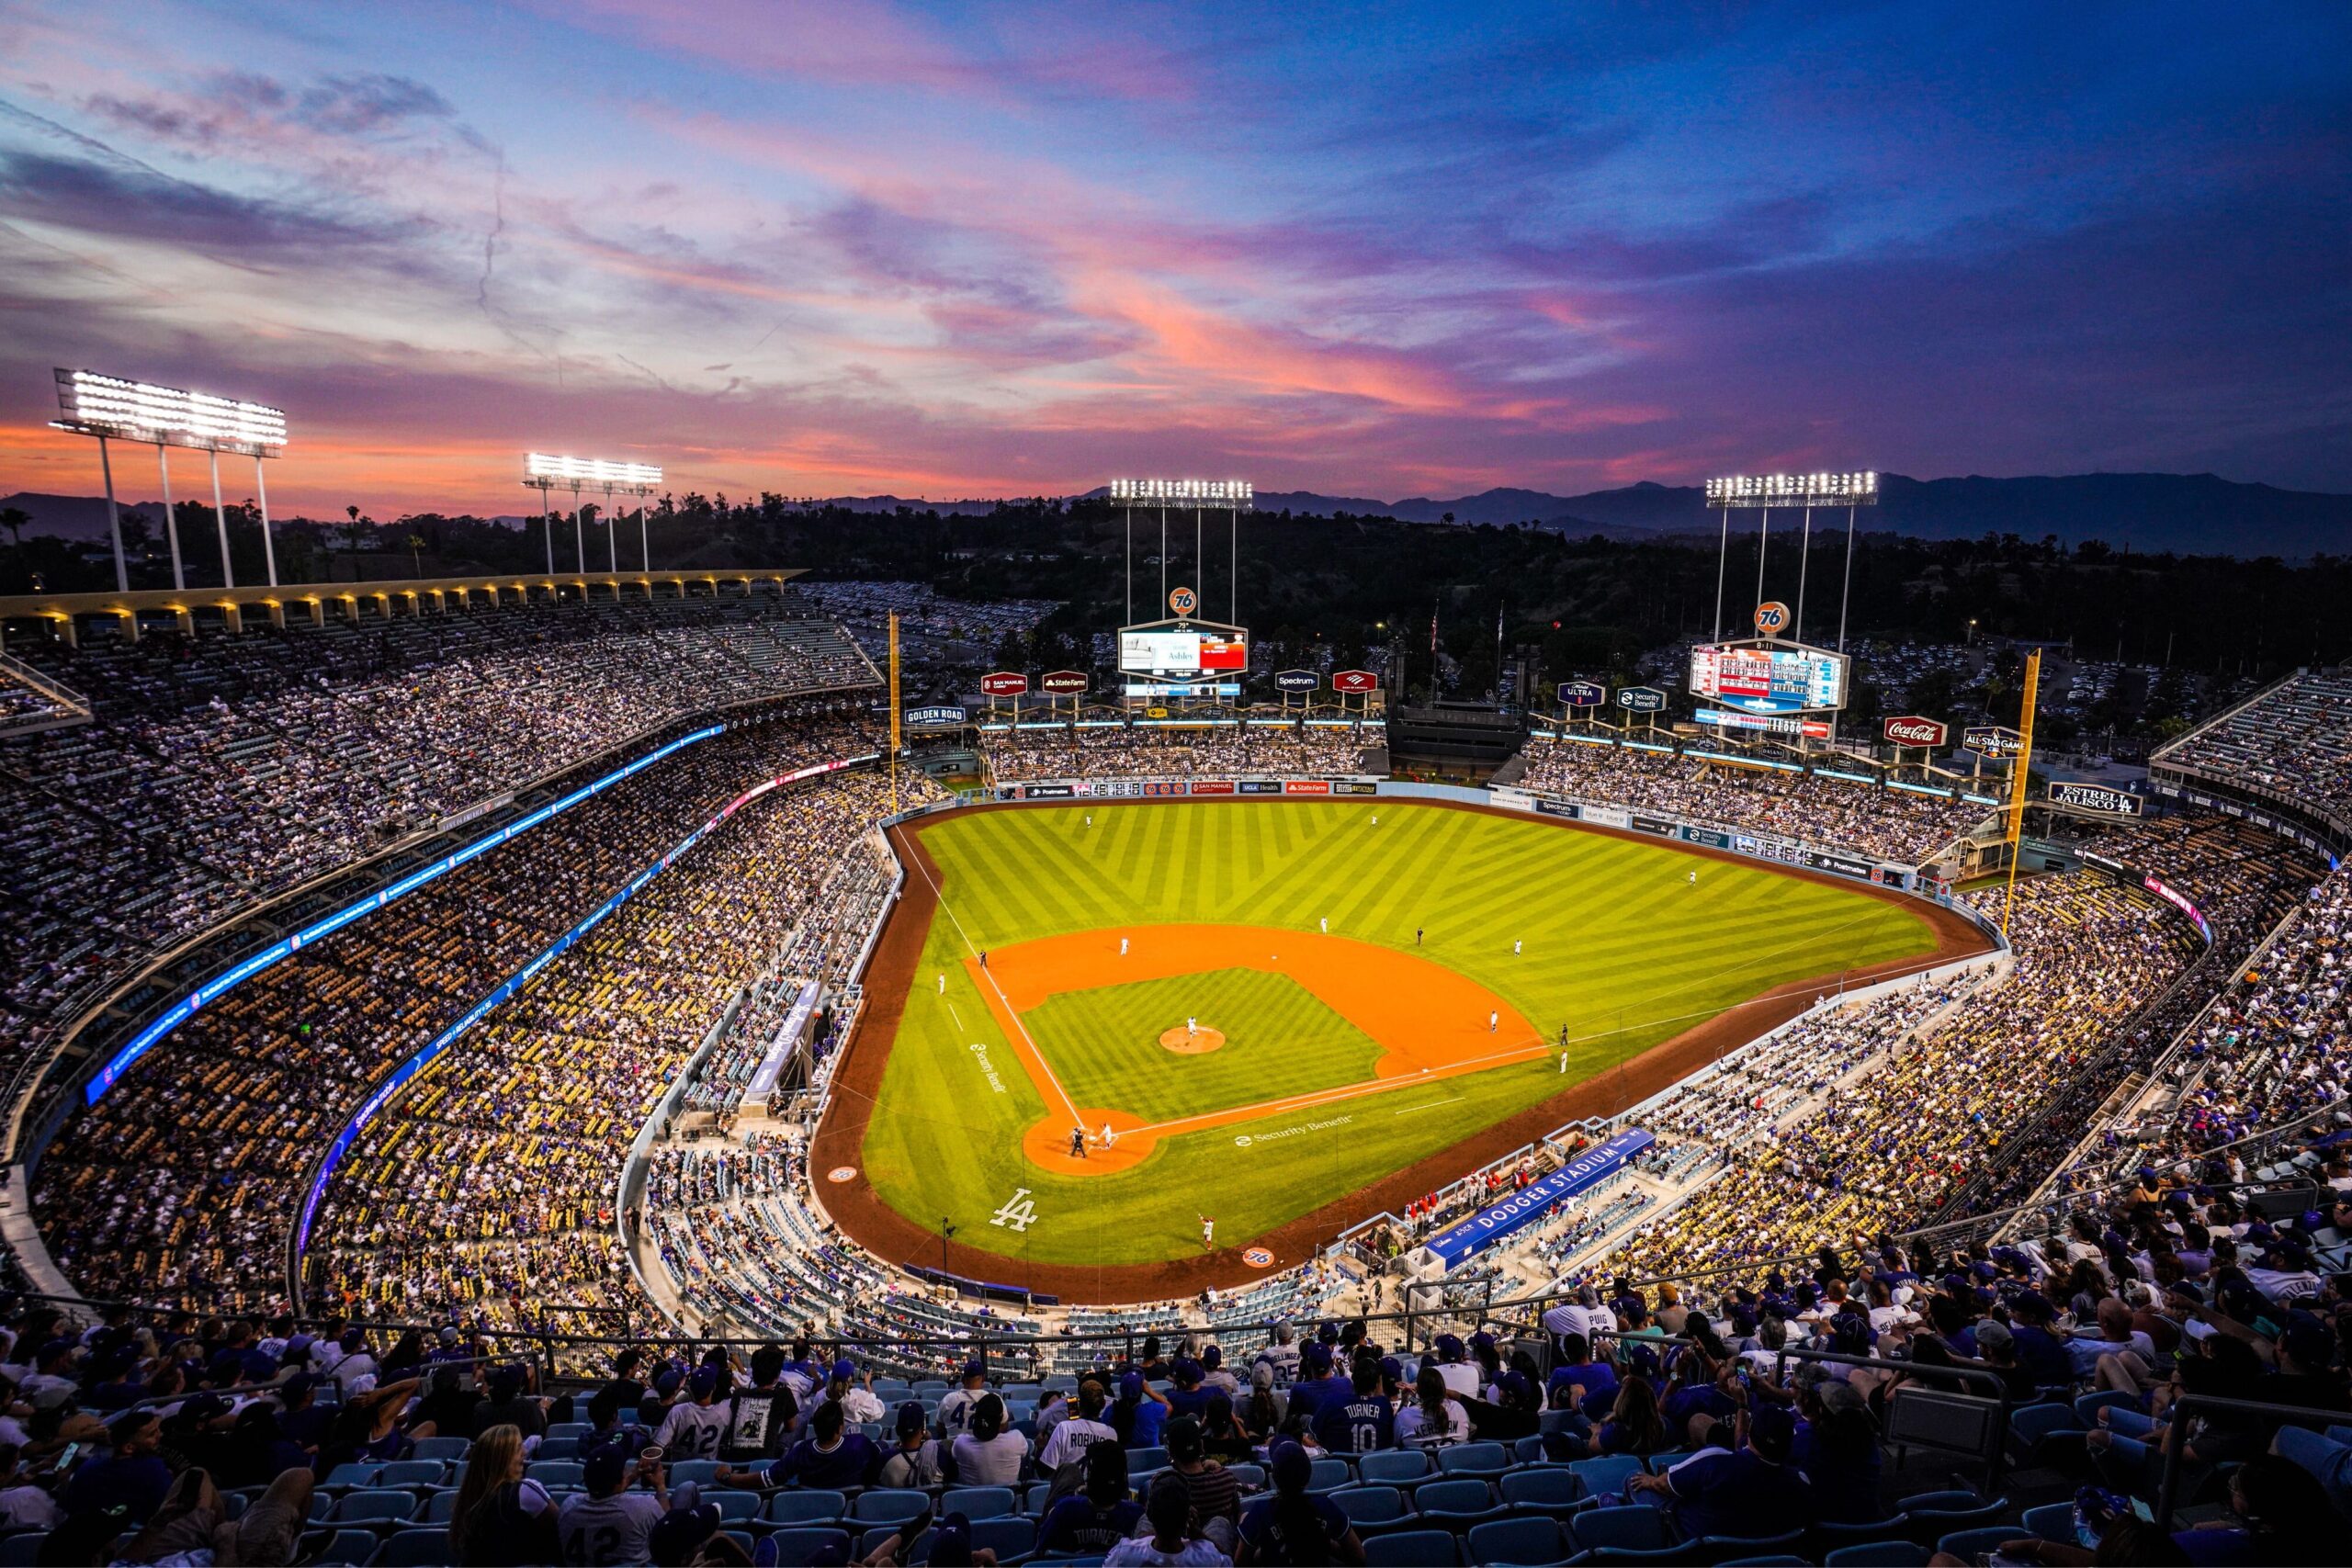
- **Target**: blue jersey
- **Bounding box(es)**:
[1313,1392,1395,1454]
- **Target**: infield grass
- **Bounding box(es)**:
[856,801,1939,1272]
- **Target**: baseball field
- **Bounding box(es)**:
[817,799,1976,1298]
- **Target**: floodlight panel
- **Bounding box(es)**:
[1704,471,1879,506]
[1108,478,1253,507]
[54,368,287,456]
[526,452,663,486]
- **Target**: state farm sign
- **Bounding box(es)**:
[1883,716,1949,747]
[1039,670,1089,694]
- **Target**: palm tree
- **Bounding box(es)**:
[0,505,27,552]
[407,533,425,577]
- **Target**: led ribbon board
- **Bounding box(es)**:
[293,752,877,1256]
[86,726,731,1104]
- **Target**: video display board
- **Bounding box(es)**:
[1689,641,1847,715]
[1120,629,1249,676]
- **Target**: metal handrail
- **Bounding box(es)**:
[2152,1391,2347,1529]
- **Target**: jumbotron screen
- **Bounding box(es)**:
[1689,641,1847,715]
[1119,630,1249,676]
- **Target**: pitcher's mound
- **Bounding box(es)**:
[1159,1024,1226,1055]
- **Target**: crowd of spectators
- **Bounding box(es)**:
[1517,736,1991,864]
[982,721,1378,783]
[0,595,880,1156]
[2158,668,2352,817]
[31,715,893,1313]
[305,769,930,1337]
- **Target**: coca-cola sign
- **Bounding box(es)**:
[1883,716,1949,747]
[978,671,1029,697]
[1039,670,1089,694]
[1330,670,1379,694]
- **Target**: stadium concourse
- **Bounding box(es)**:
[3,629,2352,1565]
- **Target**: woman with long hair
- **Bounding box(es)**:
[450,1424,560,1567]
[1235,1441,1363,1566]
[1241,1362,1286,1441]
[1596,1376,1667,1456]
[1394,1365,1468,1448]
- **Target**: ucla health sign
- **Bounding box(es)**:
[1424,1127,1655,1269]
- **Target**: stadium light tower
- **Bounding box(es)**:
[51,368,288,592]
[1108,479,1252,627]
[1702,471,1878,649]
[525,454,662,580]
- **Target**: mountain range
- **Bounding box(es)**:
[7,471,2348,558]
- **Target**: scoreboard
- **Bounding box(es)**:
[1689,641,1847,715]
[1120,629,1248,676]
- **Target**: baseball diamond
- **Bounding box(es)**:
[814,797,1985,1298]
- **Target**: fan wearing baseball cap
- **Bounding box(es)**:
[556,1443,668,1566]
[1627,1401,1814,1541]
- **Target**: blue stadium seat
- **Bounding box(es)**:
[313,1529,379,1566]
[1700,1529,1806,1562]
[1499,1467,1581,1518]
[1331,1484,1409,1532]
[1125,1446,1169,1476]
[525,1460,584,1490]
[941,1486,1017,1520]
[376,1460,447,1488]
[1415,1477,1506,1529]
[1812,1516,1911,1555]
[1902,1494,2007,1546]
[1568,1454,1644,1501]
[1226,1462,1266,1492]
[332,1489,420,1526]
[1569,1505,1671,1555]
[375,1529,451,1567]
[669,1459,722,1485]
[1305,1458,1351,1495]
[1466,1516,1573,1566]
[1363,1529,1462,1567]
[1939,1526,2026,1560]
[2020,1503,2075,1542]
[2074,1391,2140,1428]
[412,1436,471,1463]
[535,1437,582,1461]
[544,1422,592,1444]
[1357,1449,1431,1487]
[320,1462,381,1491]
[1718,1558,1812,1567]
[766,1490,849,1527]
[426,1491,459,1524]
[2007,1401,2081,1461]
[0,1540,44,1568]
[709,1491,762,1522]
[1823,1544,1931,1567]
[1436,1440,1511,1480]
[971,1517,1035,1560]
[764,1528,854,1567]
[852,1488,932,1525]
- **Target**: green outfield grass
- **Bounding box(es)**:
[855,800,1942,1272]
[1024,968,1383,1125]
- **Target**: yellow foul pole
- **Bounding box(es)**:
[2001,647,2041,937]
[888,611,901,815]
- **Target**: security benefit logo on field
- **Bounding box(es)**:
[991,1188,1040,1232]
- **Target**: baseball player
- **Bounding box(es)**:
[1187,1016,1197,1037]
[1688,869,1697,886]
[937,974,944,994]
[1199,1215,1215,1250]
[1100,1122,1116,1150]
[1120,936,1129,956]
[1488,1010,1498,1032]
[1513,939,1522,955]
[1319,917,1329,933]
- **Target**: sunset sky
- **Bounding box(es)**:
[1,0,2345,517]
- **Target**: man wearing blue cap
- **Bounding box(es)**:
[1164,1358,1211,1421]
[1628,1401,1813,1541]
[824,1358,887,1427]
[556,1444,669,1566]
[1286,1341,1348,1427]
[938,1360,990,1440]
[655,1365,729,1460]
[1112,1370,1170,1448]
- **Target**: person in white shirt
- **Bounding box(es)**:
[1393,1367,1470,1447]
[1103,1472,1230,1566]
[935,1361,989,1440]
[1430,1336,1481,1400]
[655,1368,731,1460]
[555,1447,668,1566]
[1037,1381,1117,1472]
[822,1361,886,1427]
[0,1445,62,1530]
[948,1393,1027,1486]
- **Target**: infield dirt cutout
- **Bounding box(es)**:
[981,923,1536,1178]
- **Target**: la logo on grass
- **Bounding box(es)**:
[990,1188,1039,1232]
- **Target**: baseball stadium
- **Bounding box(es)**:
[1,7,2346,1560]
